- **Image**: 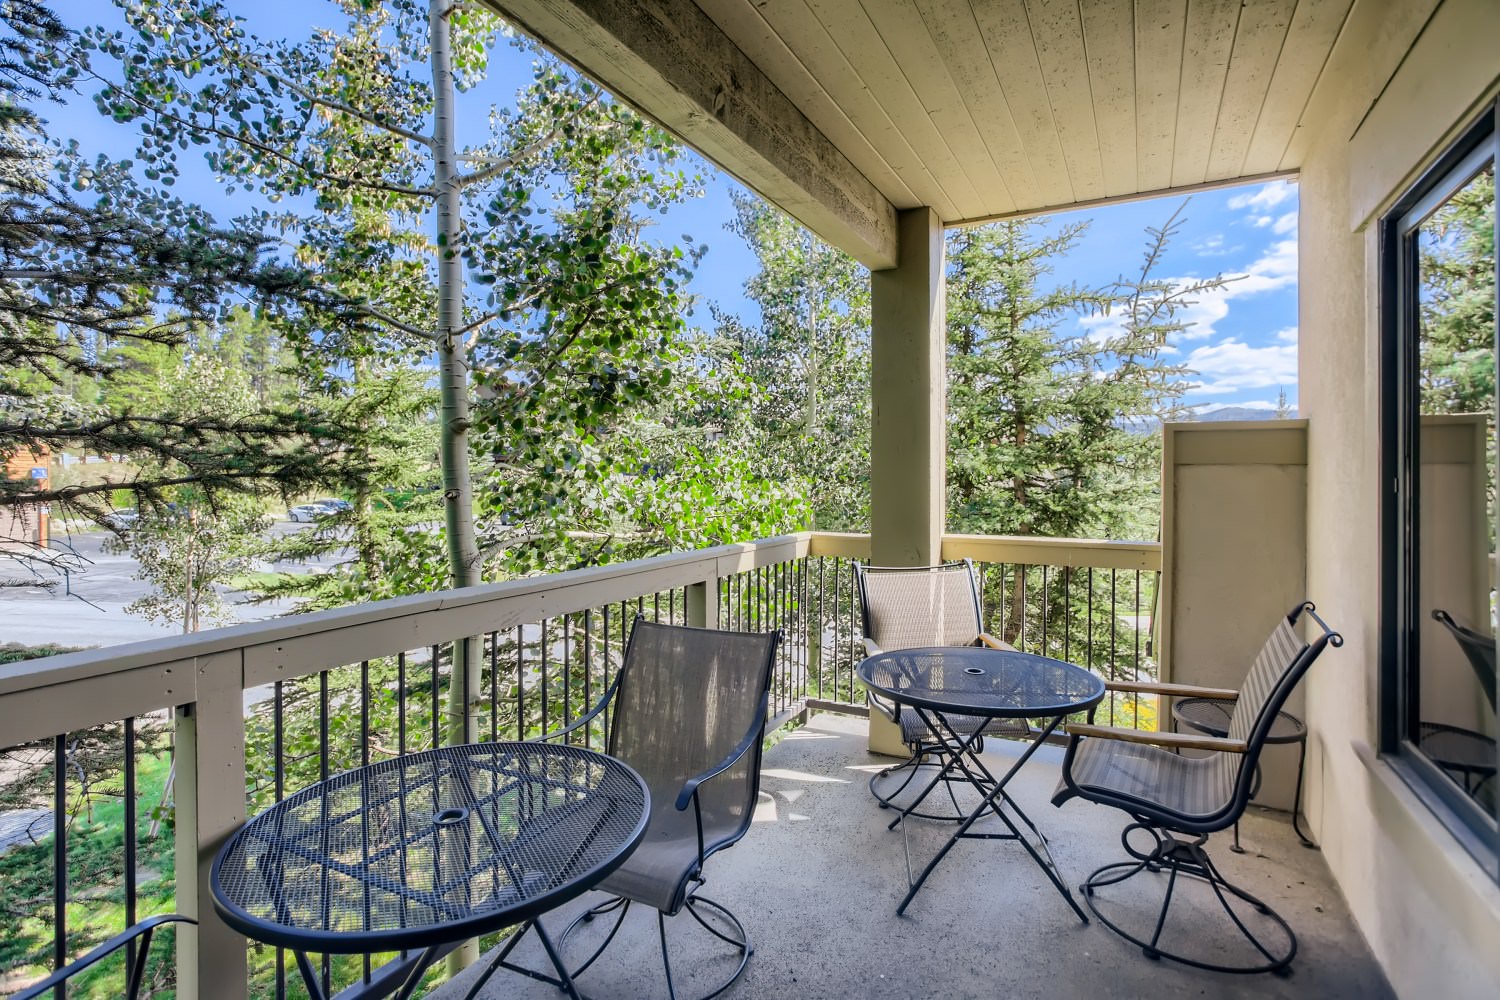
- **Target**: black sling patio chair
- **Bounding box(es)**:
[13,915,195,1000]
[480,617,781,1000]
[1052,602,1342,975]
[855,560,1025,817]
[1425,609,1497,799]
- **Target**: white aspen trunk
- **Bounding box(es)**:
[431,2,482,974]
[431,0,480,595]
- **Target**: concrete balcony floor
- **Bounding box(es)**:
[440,714,1391,1000]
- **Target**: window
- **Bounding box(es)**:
[1382,101,1498,877]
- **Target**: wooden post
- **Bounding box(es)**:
[870,207,946,567]
[866,206,946,754]
[173,650,247,1000]
[686,578,718,629]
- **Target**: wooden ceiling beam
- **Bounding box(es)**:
[479,0,899,269]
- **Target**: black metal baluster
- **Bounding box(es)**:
[515,626,525,740]
[1041,565,1050,651]
[489,633,500,743]
[583,609,595,748]
[848,558,856,695]
[540,619,551,737]
[1062,567,1072,662]
[53,733,66,1000]
[274,681,285,999]
[319,668,331,995]
[397,652,407,755]
[601,604,612,738]
[563,612,572,739]
[1087,568,1096,670]
[1110,569,1118,681]
[1019,566,1028,650]
[430,644,441,750]
[359,659,371,983]
[123,717,137,990]
[1003,564,1012,642]
[1135,569,1143,727]
[817,558,826,699]
[461,634,472,746]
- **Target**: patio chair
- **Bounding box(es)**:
[1051,601,1342,975]
[499,617,781,1000]
[855,560,1026,815]
[1424,609,1497,798]
[13,915,195,1000]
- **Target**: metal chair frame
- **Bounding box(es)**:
[1053,602,1342,976]
[13,914,196,1000]
[482,617,780,1000]
[855,559,1024,821]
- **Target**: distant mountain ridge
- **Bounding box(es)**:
[1189,406,1283,422]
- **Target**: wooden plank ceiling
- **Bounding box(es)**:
[697,0,1354,225]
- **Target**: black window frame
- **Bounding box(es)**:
[1379,99,1500,880]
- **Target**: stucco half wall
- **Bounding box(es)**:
[1300,1,1500,996]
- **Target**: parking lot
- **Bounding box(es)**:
[0,519,340,648]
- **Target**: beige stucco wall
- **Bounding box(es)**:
[1300,1,1500,996]
[1160,422,1308,810]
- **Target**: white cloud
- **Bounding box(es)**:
[1251,215,1274,228]
[1181,338,1297,394]
[1081,237,1298,344]
[1191,233,1241,257]
[1275,326,1298,344]
[1227,180,1296,212]
[1271,211,1298,235]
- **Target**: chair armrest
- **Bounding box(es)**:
[13,915,196,1000]
[977,632,1015,651]
[863,637,883,656]
[675,694,770,811]
[1064,723,1247,753]
[1104,680,1239,700]
[529,674,622,743]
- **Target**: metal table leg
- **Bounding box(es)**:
[1290,736,1316,848]
[891,709,1086,923]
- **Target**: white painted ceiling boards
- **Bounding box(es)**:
[484,0,1358,266]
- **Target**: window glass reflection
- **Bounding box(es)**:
[1416,163,1496,811]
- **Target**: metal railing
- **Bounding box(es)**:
[0,531,1160,999]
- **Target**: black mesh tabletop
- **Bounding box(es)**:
[212,743,649,954]
[858,646,1105,719]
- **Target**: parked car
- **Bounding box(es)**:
[313,497,352,513]
[101,508,138,530]
[287,503,334,523]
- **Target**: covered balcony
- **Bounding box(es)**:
[2,0,1498,997]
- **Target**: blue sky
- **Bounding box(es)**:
[52,1,1298,414]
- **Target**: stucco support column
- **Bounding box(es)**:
[870,207,946,567]
[866,207,945,756]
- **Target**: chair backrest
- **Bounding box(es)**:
[855,560,984,651]
[607,618,780,854]
[1432,608,1497,707]
[1217,602,1343,813]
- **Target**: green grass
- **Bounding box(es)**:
[0,751,179,998]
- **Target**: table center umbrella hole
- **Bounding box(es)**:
[432,807,469,828]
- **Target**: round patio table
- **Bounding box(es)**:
[212,742,649,1000]
[859,646,1105,920]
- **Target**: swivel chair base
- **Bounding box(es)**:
[1080,822,1296,976]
